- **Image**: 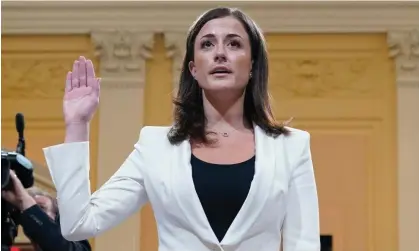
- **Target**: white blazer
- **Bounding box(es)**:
[43,125,320,251]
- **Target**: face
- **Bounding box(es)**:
[189,16,252,93]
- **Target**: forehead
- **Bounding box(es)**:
[197,16,248,38]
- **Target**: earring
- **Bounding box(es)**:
[249,72,252,78]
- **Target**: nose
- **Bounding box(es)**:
[214,45,227,62]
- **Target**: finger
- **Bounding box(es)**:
[9,170,19,184]
[78,56,87,87]
[2,191,15,202]
[86,59,96,78]
[1,191,8,199]
[9,170,25,192]
[86,60,96,89]
[10,170,17,178]
[65,72,72,92]
[72,60,80,89]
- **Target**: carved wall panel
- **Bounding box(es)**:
[267,33,397,251]
[2,59,69,99]
[268,34,391,100]
[270,58,378,98]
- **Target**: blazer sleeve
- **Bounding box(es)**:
[282,132,321,251]
[43,128,150,241]
[20,205,91,251]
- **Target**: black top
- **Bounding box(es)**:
[191,154,256,242]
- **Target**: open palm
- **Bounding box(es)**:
[64,56,100,125]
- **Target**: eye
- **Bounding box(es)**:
[200,40,213,49]
[228,40,242,48]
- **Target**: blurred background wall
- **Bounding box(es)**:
[2,2,418,251]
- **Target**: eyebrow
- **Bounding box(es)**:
[200,33,243,40]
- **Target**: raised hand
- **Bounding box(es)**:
[63,56,100,126]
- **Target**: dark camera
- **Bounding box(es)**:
[1,151,34,190]
[1,113,35,250]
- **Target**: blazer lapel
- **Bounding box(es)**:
[170,139,219,244]
[169,125,278,246]
[221,125,277,245]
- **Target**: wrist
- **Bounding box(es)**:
[65,122,89,142]
[20,195,36,211]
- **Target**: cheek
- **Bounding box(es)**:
[235,57,252,78]
[194,55,208,72]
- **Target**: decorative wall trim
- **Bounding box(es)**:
[92,30,154,89]
[2,1,419,87]
[388,29,419,85]
[2,1,419,34]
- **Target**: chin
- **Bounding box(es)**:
[202,83,246,98]
[204,77,238,89]
[209,81,236,90]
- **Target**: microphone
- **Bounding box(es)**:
[15,113,25,156]
[1,113,34,190]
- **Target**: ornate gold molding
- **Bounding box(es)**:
[91,30,154,89]
[388,29,419,87]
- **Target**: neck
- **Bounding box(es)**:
[202,90,249,131]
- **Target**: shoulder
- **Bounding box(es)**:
[276,126,311,160]
[138,125,171,142]
[139,126,171,138]
[136,126,172,148]
[283,127,310,144]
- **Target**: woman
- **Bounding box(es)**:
[43,7,320,251]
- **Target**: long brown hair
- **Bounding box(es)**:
[168,7,289,145]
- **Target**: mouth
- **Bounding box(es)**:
[209,66,233,76]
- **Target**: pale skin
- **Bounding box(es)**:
[65,16,255,165]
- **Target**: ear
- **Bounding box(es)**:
[188,61,196,78]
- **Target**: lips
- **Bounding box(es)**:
[209,66,232,75]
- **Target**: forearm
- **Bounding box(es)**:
[20,205,91,251]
